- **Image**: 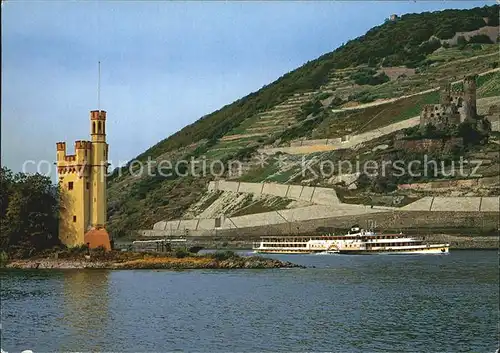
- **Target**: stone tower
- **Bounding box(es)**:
[462,75,477,122]
[56,110,110,250]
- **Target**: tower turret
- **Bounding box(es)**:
[75,140,91,168]
[439,82,452,105]
[462,75,477,121]
[56,142,66,162]
[90,110,106,142]
[89,110,108,229]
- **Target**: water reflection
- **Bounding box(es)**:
[1,252,498,352]
[60,270,110,351]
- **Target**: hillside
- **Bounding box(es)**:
[107,5,500,238]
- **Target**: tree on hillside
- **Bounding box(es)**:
[0,167,61,257]
[469,34,494,44]
[457,36,468,49]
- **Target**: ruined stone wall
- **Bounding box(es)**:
[486,105,500,131]
[419,104,460,129]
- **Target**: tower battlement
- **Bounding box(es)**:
[56,141,92,164]
[464,74,478,86]
[90,110,106,120]
[75,140,92,150]
[56,142,66,151]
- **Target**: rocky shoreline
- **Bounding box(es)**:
[5,255,303,270]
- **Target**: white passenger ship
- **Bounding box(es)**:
[252,226,449,255]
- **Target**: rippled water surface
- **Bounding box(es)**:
[1,251,498,352]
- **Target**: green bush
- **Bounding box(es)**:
[329,96,345,108]
[457,121,488,145]
[403,125,422,139]
[355,173,372,190]
[457,36,468,50]
[316,92,333,101]
[211,250,237,261]
[351,69,390,86]
[231,146,258,162]
[349,91,377,103]
[0,251,8,267]
[469,34,493,44]
[174,248,191,258]
[418,38,442,55]
[298,100,323,120]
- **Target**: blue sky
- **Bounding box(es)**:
[1,0,494,177]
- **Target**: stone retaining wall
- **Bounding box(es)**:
[397,176,500,190]
[140,211,499,239]
[208,180,340,205]
[401,196,499,212]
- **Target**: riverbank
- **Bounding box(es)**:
[4,251,303,270]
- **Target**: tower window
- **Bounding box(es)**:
[86,182,90,190]
[68,182,74,190]
[93,122,96,134]
[73,215,77,222]
[98,121,102,133]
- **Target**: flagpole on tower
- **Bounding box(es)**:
[98,61,101,112]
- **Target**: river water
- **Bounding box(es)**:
[1,251,498,352]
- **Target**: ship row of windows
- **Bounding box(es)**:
[261,235,399,242]
[367,242,415,247]
[262,243,304,247]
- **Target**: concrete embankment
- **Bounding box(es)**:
[144,209,500,239]
[151,179,499,238]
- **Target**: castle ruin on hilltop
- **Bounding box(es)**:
[419,75,478,130]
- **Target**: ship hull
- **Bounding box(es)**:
[338,246,449,255]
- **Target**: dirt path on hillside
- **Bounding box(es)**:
[330,66,499,113]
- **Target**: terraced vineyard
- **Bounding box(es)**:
[106,5,500,237]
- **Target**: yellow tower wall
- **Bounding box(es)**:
[56,142,91,247]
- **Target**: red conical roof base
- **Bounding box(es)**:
[84,227,111,251]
